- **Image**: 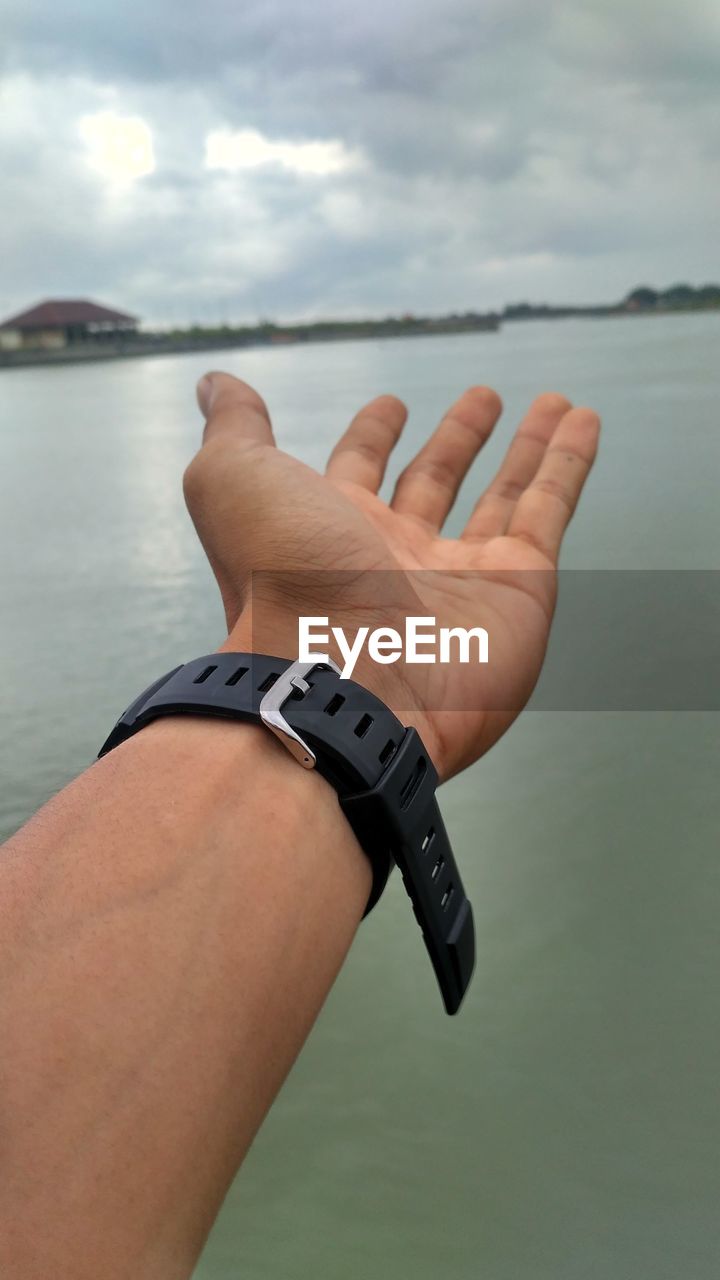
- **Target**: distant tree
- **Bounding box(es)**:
[625,286,659,309]
[661,283,696,307]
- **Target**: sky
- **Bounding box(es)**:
[1,0,718,326]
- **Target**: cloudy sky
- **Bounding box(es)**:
[1,0,718,326]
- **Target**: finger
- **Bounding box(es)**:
[390,386,502,531]
[506,407,600,563]
[462,392,572,541]
[326,394,408,492]
[196,371,275,448]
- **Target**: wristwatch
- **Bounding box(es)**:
[99,653,475,1015]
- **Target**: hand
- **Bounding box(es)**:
[184,373,600,780]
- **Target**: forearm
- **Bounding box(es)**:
[0,717,371,1279]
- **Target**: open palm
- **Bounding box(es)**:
[184,374,600,779]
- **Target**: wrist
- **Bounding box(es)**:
[220,609,441,771]
[95,647,475,1012]
[108,713,373,912]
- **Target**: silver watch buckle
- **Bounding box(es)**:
[259,658,341,769]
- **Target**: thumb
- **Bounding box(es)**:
[196,371,276,448]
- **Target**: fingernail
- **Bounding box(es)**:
[196,374,215,418]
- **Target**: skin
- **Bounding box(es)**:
[0,375,599,1278]
[188,374,600,777]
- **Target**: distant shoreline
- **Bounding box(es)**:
[0,314,500,371]
[1,296,718,371]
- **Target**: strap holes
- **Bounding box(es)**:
[379,739,396,765]
[441,883,455,911]
[193,664,217,684]
[431,855,445,882]
[421,827,435,854]
[225,666,248,686]
[324,693,345,716]
[354,713,373,738]
[258,672,280,693]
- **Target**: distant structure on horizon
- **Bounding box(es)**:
[0,299,138,352]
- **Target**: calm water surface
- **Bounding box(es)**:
[1,315,718,1278]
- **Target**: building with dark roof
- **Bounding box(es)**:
[0,299,138,351]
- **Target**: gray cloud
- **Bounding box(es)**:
[1,0,718,324]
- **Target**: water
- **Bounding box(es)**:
[1,315,718,1278]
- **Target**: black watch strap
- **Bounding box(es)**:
[99,653,475,1015]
